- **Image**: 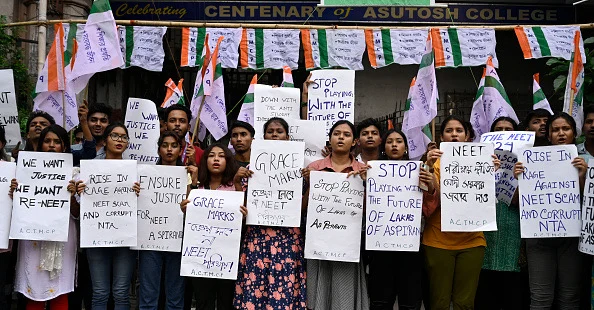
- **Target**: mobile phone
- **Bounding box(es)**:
[419,163,429,191]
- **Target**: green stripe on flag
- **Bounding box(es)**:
[255,29,265,69]
[317,29,329,68]
[196,28,206,66]
[125,26,134,67]
[474,86,484,101]
[533,88,547,106]
[381,29,394,65]
[532,27,551,57]
[90,0,111,14]
[447,28,463,67]
[485,76,512,105]
[64,23,77,65]
[214,63,223,80]
[422,124,433,141]
[404,97,411,111]
[244,93,254,103]
[575,84,584,107]
[419,51,434,69]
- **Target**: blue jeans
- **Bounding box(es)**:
[139,251,185,310]
[86,247,137,310]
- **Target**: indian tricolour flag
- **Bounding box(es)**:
[431,28,498,68]
[190,34,211,133]
[69,0,123,87]
[240,29,300,69]
[483,57,519,128]
[200,36,228,141]
[301,29,366,70]
[365,28,428,68]
[515,26,586,62]
[36,23,65,93]
[161,79,185,108]
[402,35,438,161]
[469,69,488,141]
[563,31,585,135]
[118,26,167,72]
[533,73,553,114]
[281,66,294,88]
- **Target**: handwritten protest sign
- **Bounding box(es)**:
[118,26,166,71]
[0,70,21,146]
[440,142,497,232]
[580,159,594,255]
[305,171,364,262]
[287,118,326,166]
[10,152,73,241]
[307,70,355,135]
[518,145,581,238]
[123,98,160,164]
[0,162,15,249]
[181,189,243,280]
[204,28,242,68]
[134,165,186,252]
[80,160,138,248]
[246,140,304,227]
[253,85,300,138]
[365,161,423,251]
[480,131,535,205]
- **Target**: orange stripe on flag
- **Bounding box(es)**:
[365,30,377,68]
[430,29,445,67]
[482,68,487,78]
[181,28,190,67]
[410,77,416,87]
[514,26,533,59]
[571,31,583,93]
[486,56,494,68]
[240,29,248,69]
[534,73,540,84]
[301,30,315,70]
[387,119,394,130]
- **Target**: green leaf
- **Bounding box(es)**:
[553,75,566,92]
[546,58,565,66]
[584,37,594,45]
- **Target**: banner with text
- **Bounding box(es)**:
[80,160,138,247]
[253,85,300,138]
[0,162,15,249]
[518,145,581,238]
[246,140,304,227]
[181,189,244,280]
[123,98,160,164]
[440,142,497,232]
[580,159,594,255]
[305,171,364,262]
[0,70,21,146]
[134,165,186,252]
[287,118,326,166]
[480,131,535,206]
[10,152,73,241]
[307,70,355,135]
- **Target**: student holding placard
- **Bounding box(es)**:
[234,117,307,310]
[514,112,587,309]
[475,117,526,309]
[0,126,12,310]
[229,121,254,168]
[180,143,246,310]
[423,116,500,310]
[77,123,141,310]
[164,105,203,165]
[355,118,382,164]
[10,124,78,310]
[138,131,187,310]
[303,120,369,310]
[367,129,438,310]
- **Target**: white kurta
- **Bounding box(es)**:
[15,218,77,301]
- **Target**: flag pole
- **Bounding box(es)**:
[190,52,214,146]
[569,88,575,116]
[431,119,436,142]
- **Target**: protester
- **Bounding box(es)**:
[22,111,55,152]
[304,119,369,310]
[77,123,141,310]
[73,127,84,145]
[514,112,587,309]
[522,108,552,147]
[164,105,203,165]
[9,124,78,310]
[158,108,167,135]
[138,131,187,310]
[423,115,500,310]
[71,103,112,160]
[368,128,437,310]
[234,117,307,309]
[355,118,382,164]
[229,121,254,167]
[0,126,13,310]
[474,117,524,309]
[179,144,246,310]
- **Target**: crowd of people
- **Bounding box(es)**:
[0,81,593,310]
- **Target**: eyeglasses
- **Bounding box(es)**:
[108,133,129,142]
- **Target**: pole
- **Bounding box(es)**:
[569,88,575,117]
[431,119,436,142]
[37,0,47,74]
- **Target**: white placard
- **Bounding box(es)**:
[580,159,594,255]
[134,165,186,252]
[480,131,535,205]
[287,118,326,166]
[10,152,73,241]
[0,162,16,249]
[305,171,364,262]
[307,70,355,135]
[365,161,423,252]
[123,98,160,164]
[246,140,304,227]
[253,85,300,138]
[80,160,138,248]
[180,189,244,280]
[205,28,242,69]
[440,142,497,232]
[0,69,21,146]
[518,145,581,238]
